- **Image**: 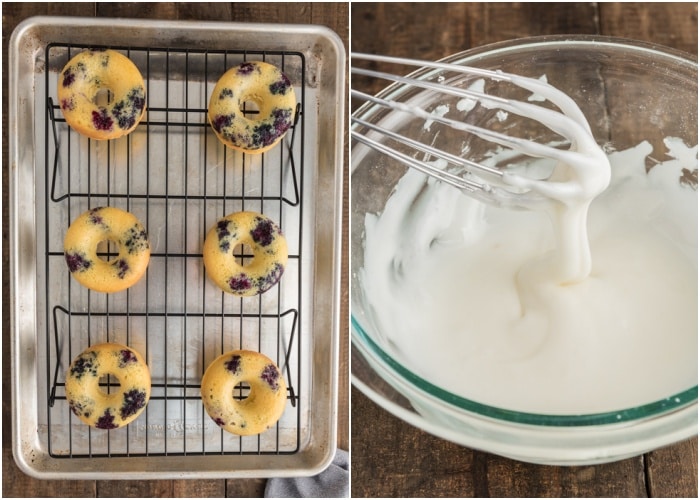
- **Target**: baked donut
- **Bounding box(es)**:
[202,211,288,297]
[64,206,150,293]
[201,350,287,436]
[57,49,146,140]
[208,61,297,154]
[65,343,151,430]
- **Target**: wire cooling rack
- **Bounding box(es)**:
[42,43,306,458]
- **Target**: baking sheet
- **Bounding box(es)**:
[10,16,344,479]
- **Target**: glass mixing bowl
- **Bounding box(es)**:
[351,35,698,465]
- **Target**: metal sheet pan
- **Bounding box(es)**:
[9,16,345,479]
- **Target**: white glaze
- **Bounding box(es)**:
[359,131,697,414]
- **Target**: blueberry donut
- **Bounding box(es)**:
[64,207,150,293]
[201,350,287,436]
[208,61,297,154]
[202,211,288,297]
[65,343,151,430]
[57,49,146,140]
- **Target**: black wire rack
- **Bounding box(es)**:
[42,43,306,458]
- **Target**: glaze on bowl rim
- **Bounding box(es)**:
[351,35,699,428]
[353,316,698,427]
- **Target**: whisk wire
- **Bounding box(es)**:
[352,118,490,192]
[352,115,502,178]
[351,52,606,207]
[352,52,591,132]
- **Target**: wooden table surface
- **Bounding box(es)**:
[2,2,348,497]
[350,2,698,498]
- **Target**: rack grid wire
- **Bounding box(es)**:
[42,42,307,458]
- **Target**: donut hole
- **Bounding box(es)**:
[98,373,120,395]
[233,383,252,401]
[240,99,260,116]
[96,239,121,263]
[94,88,114,107]
[232,243,254,266]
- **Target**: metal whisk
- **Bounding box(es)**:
[351,53,610,209]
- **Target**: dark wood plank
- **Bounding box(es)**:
[600,2,698,56]
[351,2,600,99]
[233,2,313,24]
[310,1,350,30]
[173,480,227,498]
[225,478,267,498]
[350,1,473,60]
[646,437,698,498]
[351,2,474,98]
[350,387,476,498]
[468,2,600,45]
[177,2,234,21]
[484,453,646,498]
[94,2,178,19]
[96,480,173,498]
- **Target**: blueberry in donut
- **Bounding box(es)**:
[65,343,151,430]
[202,211,288,297]
[58,49,146,140]
[64,206,150,293]
[208,61,297,154]
[200,350,287,436]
